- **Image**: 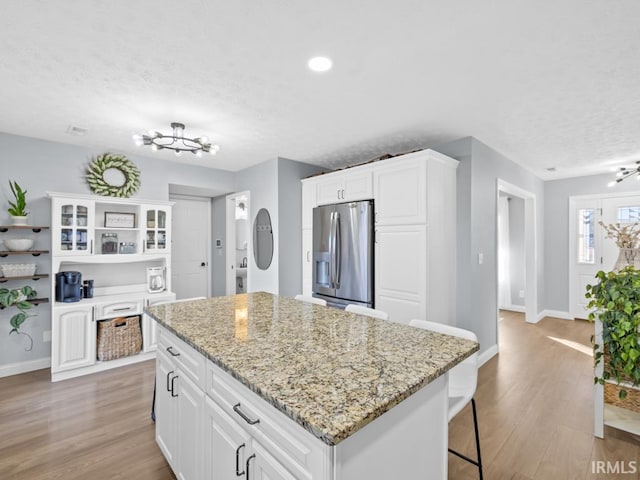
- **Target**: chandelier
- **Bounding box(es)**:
[133,122,220,157]
[609,161,640,187]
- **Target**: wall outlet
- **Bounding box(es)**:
[519,290,525,299]
[43,330,52,343]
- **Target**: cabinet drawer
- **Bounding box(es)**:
[206,361,320,479]
[158,325,206,389]
[94,299,143,320]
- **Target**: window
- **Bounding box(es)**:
[617,206,640,223]
[578,208,595,264]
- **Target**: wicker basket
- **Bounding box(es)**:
[604,382,640,413]
[97,315,142,361]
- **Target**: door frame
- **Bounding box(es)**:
[226,191,251,295]
[169,194,212,298]
[496,179,538,324]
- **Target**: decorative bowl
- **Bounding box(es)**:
[1,264,37,277]
[4,238,35,251]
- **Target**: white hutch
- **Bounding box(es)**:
[48,192,175,382]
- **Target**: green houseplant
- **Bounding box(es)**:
[7,180,29,225]
[586,267,640,399]
[0,285,37,351]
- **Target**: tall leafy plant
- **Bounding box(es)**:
[586,267,640,398]
[7,180,28,217]
[0,285,37,351]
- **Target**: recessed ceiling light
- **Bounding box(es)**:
[308,56,333,72]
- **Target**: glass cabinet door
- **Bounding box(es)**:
[55,200,94,255]
[143,206,171,253]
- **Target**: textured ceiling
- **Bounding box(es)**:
[1,1,640,180]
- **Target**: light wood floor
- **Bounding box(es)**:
[1,312,638,479]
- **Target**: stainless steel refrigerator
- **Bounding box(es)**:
[312,200,374,308]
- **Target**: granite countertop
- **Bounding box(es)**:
[145,292,479,446]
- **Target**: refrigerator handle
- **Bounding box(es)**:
[329,211,337,288]
[335,212,341,288]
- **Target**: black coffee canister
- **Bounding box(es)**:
[83,280,94,298]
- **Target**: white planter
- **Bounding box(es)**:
[11,215,28,226]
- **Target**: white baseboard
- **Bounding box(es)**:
[478,344,498,367]
[537,310,574,321]
[500,304,525,313]
[0,357,51,378]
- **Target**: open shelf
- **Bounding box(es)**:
[0,250,49,257]
[604,404,640,436]
[0,225,49,233]
[0,297,49,309]
[0,274,49,283]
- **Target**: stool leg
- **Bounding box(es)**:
[471,398,483,480]
[151,376,156,422]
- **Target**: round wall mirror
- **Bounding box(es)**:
[253,208,273,270]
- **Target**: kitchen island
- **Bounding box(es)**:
[145,292,478,479]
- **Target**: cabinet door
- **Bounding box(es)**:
[52,306,95,372]
[143,293,176,352]
[142,205,171,253]
[177,372,204,480]
[302,181,317,229]
[156,351,178,471]
[373,159,426,225]
[52,198,95,255]
[374,225,427,324]
[316,170,372,206]
[302,229,312,296]
[248,442,298,480]
[204,397,250,480]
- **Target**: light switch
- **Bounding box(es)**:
[478,253,483,264]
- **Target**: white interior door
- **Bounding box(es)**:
[170,195,211,299]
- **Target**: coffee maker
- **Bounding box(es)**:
[56,271,83,302]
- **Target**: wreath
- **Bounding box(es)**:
[86,153,140,198]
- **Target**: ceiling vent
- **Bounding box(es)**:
[66,125,89,136]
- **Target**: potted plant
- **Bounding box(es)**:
[586,267,640,402]
[7,180,29,225]
[0,285,37,351]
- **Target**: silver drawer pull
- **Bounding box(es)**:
[112,307,132,312]
[233,403,260,425]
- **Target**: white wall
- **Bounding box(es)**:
[436,137,544,357]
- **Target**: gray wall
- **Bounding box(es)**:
[277,158,325,298]
[211,195,227,296]
[508,196,525,307]
[436,137,545,357]
[0,132,234,368]
[543,172,640,312]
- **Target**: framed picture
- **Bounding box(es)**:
[104,212,136,228]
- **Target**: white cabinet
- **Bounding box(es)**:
[142,205,171,253]
[315,169,373,205]
[143,292,176,352]
[373,158,427,225]
[302,182,316,230]
[52,198,94,255]
[156,326,205,480]
[48,192,174,381]
[299,150,458,324]
[52,305,95,372]
[302,229,312,296]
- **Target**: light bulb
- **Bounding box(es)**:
[132,134,143,146]
[194,150,202,157]
[151,144,159,151]
[308,56,333,72]
[174,150,182,157]
[608,180,617,187]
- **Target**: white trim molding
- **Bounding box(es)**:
[0,357,51,378]
[500,305,526,313]
[478,344,498,367]
[537,309,574,321]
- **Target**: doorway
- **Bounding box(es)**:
[496,180,538,325]
[497,193,526,313]
[169,194,211,299]
[225,191,250,295]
